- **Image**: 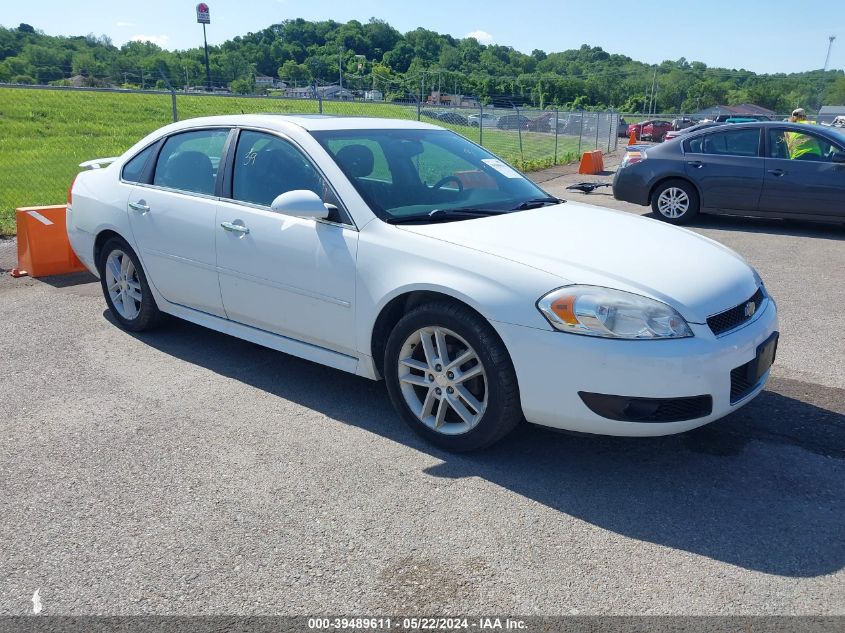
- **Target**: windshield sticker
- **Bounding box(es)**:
[481,158,523,179]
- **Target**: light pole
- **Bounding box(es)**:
[824,35,836,71]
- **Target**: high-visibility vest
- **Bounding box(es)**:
[785,121,822,159]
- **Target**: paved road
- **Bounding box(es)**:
[0,179,843,616]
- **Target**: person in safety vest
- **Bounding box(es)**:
[785,108,822,160]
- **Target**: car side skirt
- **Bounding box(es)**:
[160,299,363,377]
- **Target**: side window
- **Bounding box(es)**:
[121,144,155,183]
[232,130,334,209]
[768,128,837,162]
[153,129,229,195]
[687,129,760,157]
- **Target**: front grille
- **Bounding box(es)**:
[730,362,758,403]
[579,392,712,423]
[707,288,765,336]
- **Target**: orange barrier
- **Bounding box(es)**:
[11,205,86,278]
[628,130,638,145]
[577,150,605,175]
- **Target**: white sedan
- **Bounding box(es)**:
[68,115,778,451]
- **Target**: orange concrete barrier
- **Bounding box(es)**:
[11,205,86,278]
[577,150,605,175]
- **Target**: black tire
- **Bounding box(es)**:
[97,236,161,332]
[651,179,700,225]
[384,301,522,451]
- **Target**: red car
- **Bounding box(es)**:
[626,120,673,142]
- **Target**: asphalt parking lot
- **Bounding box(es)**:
[0,168,843,616]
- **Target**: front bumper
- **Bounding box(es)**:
[494,298,778,436]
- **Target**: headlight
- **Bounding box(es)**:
[537,285,693,339]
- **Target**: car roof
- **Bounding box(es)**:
[163,114,442,133]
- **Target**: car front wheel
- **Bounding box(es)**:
[651,179,700,225]
[384,302,522,451]
[97,236,161,332]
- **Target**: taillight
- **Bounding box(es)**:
[620,150,646,168]
[67,174,78,208]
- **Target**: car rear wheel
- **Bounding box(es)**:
[384,302,522,451]
[98,236,161,332]
[652,179,700,225]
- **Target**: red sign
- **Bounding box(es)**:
[196,3,210,24]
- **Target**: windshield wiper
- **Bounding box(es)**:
[386,207,511,225]
[510,196,564,210]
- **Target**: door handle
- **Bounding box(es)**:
[128,201,150,214]
[687,160,704,168]
[220,221,250,235]
[767,169,786,177]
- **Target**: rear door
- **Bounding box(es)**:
[127,127,230,317]
[683,127,764,211]
[759,127,845,218]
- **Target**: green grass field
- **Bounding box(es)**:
[0,87,585,236]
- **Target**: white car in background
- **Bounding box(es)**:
[467,112,499,128]
[67,115,778,451]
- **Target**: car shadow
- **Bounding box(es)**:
[114,313,845,579]
[692,213,845,241]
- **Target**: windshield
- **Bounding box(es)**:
[311,128,553,222]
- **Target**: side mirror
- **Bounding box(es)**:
[270,190,330,220]
[831,151,845,164]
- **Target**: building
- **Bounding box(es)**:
[285,86,316,99]
[693,104,777,119]
[255,75,285,89]
[427,91,479,108]
[364,89,383,101]
[317,85,354,100]
[818,105,845,124]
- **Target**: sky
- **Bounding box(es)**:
[4,0,843,75]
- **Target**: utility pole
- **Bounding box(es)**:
[824,35,836,71]
[647,66,657,115]
[339,45,343,91]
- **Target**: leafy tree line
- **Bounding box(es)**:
[2,19,844,112]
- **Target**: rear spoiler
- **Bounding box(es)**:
[78,157,119,170]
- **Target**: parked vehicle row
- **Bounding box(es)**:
[67,115,778,451]
[614,121,845,224]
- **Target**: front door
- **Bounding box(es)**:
[759,127,845,218]
[127,128,230,317]
[683,127,764,211]
[215,129,358,355]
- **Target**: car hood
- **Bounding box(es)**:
[397,203,759,324]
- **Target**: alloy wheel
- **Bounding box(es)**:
[397,326,488,435]
[104,249,143,320]
[657,187,690,219]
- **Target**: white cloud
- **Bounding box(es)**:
[465,30,493,44]
[115,21,134,28]
[130,34,170,47]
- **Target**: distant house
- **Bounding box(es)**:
[818,105,845,124]
[364,89,383,101]
[318,85,354,100]
[255,74,285,89]
[285,86,315,98]
[693,104,777,119]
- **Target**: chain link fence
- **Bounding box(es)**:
[0,84,620,235]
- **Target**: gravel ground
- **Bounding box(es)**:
[0,167,843,616]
